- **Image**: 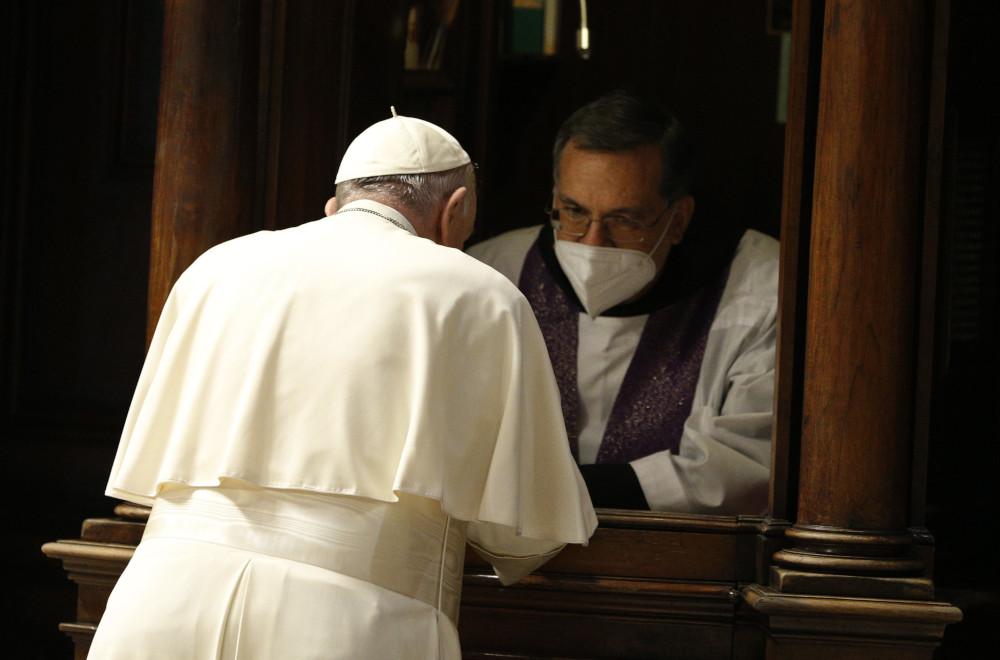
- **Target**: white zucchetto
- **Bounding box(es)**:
[335,107,471,183]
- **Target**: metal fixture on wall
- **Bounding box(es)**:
[576,0,590,59]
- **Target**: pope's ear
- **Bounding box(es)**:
[439,186,469,249]
[324,196,337,216]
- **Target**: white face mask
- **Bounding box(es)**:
[553,209,675,319]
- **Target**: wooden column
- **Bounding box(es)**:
[778,0,927,589]
[147,0,265,338]
[746,1,962,656]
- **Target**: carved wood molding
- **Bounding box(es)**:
[40,537,134,646]
[41,539,135,575]
[743,584,962,657]
[769,525,937,600]
[464,570,739,616]
[769,567,935,601]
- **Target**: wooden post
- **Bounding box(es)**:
[747,1,962,656]
[146,0,265,341]
[781,0,927,586]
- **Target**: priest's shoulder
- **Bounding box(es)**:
[466,225,543,283]
[729,229,780,296]
[467,225,542,262]
[737,228,780,258]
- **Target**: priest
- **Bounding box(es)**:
[469,91,779,515]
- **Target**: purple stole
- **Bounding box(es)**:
[519,243,728,463]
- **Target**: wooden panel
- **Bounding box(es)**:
[923,3,1000,656]
[467,513,761,583]
[458,513,768,658]
[771,0,825,522]
[264,0,354,231]
[460,597,737,659]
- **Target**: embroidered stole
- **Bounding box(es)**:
[519,242,728,462]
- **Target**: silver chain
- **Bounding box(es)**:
[334,207,410,233]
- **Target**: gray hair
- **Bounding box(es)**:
[553,90,694,202]
[335,165,472,222]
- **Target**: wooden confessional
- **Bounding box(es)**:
[42,1,979,657]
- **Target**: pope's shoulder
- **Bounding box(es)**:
[430,237,532,301]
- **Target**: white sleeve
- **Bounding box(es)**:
[631,314,775,514]
[631,231,779,515]
[466,521,566,585]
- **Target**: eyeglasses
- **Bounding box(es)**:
[547,202,673,245]
[471,162,481,195]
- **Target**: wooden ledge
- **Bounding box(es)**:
[743,583,963,638]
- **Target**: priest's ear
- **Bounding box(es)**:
[324,197,337,217]
[439,185,473,249]
[668,195,696,245]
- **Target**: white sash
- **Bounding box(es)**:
[143,485,467,622]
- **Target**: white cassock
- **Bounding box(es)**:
[89,200,597,660]
[468,226,779,514]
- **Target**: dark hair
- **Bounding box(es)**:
[552,90,694,201]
